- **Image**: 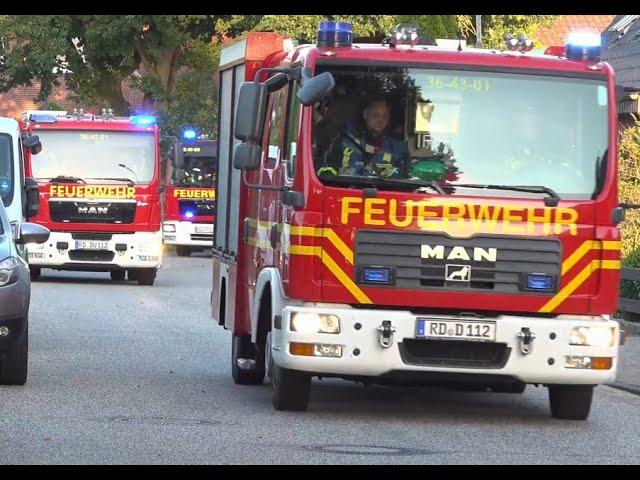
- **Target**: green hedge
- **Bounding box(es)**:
[621,249,640,300]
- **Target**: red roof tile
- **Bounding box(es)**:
[534,15,616,47]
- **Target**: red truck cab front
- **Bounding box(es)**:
[212,24,623,418]
[22,110,163,285]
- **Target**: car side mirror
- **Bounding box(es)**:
[24,177,40,218]
[234,82,268,142]
[16,222,49,245]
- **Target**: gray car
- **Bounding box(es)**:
[0,201,49,384]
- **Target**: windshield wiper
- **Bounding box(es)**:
[87,177,135,186]
[49,175,87,184]
[451,184,560,207]
[320,174,446,195]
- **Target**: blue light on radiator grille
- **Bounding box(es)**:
[526,274,554,290]
[363,267,391,283]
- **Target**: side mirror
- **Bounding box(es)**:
[297,72,335,106]
[23,177,40,218]
[175,145,185,169]
[264,73,289,93]
[22,134,42,155]
[234,82,268,142]
[233,143,261,171]
[16,222,49,245]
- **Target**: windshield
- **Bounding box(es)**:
[0,134,13,206]
[170,155,217,187]
[312,65,609,200]
[32,130,156,184]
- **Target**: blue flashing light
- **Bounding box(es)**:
[184,211,195,219]
[129,115,156,127]
[29,114,58,123]
[362,266,391,284]
[565,31,602,61]
[317,20,353,48]
[183,129,197,140]
[526,274,554,291]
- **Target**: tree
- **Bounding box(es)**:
[456,15,558,49]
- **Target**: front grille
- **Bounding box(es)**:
[355,230,561,294]
[399,339,510,368]
[71,233,113,241]
[68,250,115,262]
[191,234,213,242]
[179,199,215,217]
[49,200,136,224]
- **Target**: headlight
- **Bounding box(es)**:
[0,257,19,286]
[290,312,340,334]
[163,224,176,233]
[569,326,615,347]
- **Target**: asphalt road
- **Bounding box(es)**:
[1,251,640,464]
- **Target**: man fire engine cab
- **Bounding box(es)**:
[22,109,163,286]
[212,23,624,420]
[163,129,216,257]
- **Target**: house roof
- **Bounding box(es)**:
[534,15,616,47]
[602,15,640,91]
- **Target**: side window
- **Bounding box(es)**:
[285,83,301,179]
[265,89,286,168]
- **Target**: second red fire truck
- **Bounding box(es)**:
[22,109,163,285]
[212,23,624,419]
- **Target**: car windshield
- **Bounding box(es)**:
[31,130,156,184]
[171,155,217,187]
[0,134,13,206]
[312,65,609,200]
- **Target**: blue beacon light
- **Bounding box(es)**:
[129,115,156,126]
[317,21,353,48]
[565,31,602,62]
[185,211,195,219]
[183,129,197,140]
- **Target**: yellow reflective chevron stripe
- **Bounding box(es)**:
[290,226,354,265]
[561,240,620,275]
[539,259,620,313]
[290,244,371,304]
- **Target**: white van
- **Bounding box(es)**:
[0,117,42,256]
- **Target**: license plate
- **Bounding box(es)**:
[195,225,213,234]
[29,252,45,259]
[74,240,109,250]
[416,318,496,342]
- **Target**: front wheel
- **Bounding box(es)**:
[548,385,594,420]
[137,268,157,286]
[272,363,311,411]
[0,318,28,385]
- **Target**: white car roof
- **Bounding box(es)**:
[0,117,19,133]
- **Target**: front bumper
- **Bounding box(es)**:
[27,230,163,270]
[162,221,213,247]
[271,305,620,385]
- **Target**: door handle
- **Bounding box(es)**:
[270,223,278,249]
[243,218,250,244]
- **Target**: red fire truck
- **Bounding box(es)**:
[212,23,624,419]
[22,109,163,285]
[163,131,216,256]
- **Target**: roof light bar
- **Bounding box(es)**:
[129,115,156,126]
[565,31,602,61]
[317,21,353,48]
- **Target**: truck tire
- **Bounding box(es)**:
[0,318,28,385]
[110,270,126,281]
[137,268,157,286]
[176,246,191,257]
[29,267,41,281]
[231,333,265,385]
[272,363,311,411]
[548,385,594,420]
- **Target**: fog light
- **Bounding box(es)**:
[163,224,176,233]
[569,326,614,346]
[289,342,342,357]
[564,355,612,370]
[290,312,340,334]
[0,326,9,336]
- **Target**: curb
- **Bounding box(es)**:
[617,317,640,336]
[610,382,640,396]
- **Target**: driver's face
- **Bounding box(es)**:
[363,101,390,137]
